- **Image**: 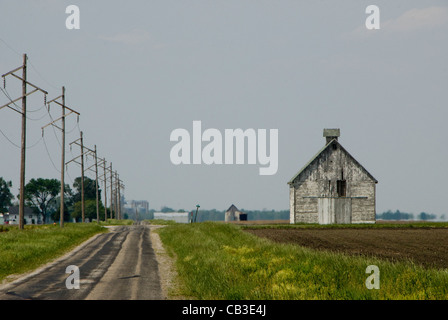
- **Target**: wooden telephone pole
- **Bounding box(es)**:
[67,131,89,222]
[94,145,99,223]
[110,162,114,218]
[1,54,47,229]
[43,86,80,227]
[80,144,100,222]
[97,157,108,221]
[67,138,101,223]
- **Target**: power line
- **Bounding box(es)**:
[1,54,48,230]
[0,127,21,148]
[0,86,22,113]
[0,36,59,91]
[43,134,61,173]
[1,53,125,224]
[28,60,59,91]
[0,126,43,149]
[1,85,47,114]
[0,36,21,57]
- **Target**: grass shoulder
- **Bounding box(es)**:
[145,219,179,225]
[157,221,448,300]
[0,223,107,284]
[99,219,134,226]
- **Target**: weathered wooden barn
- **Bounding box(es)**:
[288,129,378,224]
[225,204,247,222]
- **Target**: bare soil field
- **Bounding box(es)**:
[244,227,448,270]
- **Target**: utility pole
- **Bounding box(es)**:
[80,132,85,222]
[60,87,66,227]
[115,172,124,220]
[84,145,100,223]
[99,158,108,222]
[67,131,97,223]
[110,162,114,219]
[20,54,27,230]
[119,179,125,220]
[94,145,99,223]
[1,54,48,229]
[114,171,119,219]
[117,174,122,220]
[43,87,80,227]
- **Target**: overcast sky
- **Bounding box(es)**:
[1,0,447,217]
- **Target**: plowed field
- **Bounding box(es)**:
[244,227,448,269]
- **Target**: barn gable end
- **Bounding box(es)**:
[288,129,377,224]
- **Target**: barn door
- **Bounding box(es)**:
[334,198,352,224]
[318,197,352,224]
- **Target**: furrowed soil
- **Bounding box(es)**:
[244,227,448,270]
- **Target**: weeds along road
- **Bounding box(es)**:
[0,223,163,300]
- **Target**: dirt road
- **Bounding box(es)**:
[0,224,164,300]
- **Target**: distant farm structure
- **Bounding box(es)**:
[153,211,190,223]
[288,129,378,224]
[225,204,247,222]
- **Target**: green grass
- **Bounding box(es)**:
[99,219,135,226]
[157,222,448,300]
[145,219,179,225]
[242,221,448,230]
[0,223,107,283]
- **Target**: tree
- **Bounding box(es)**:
[50,184,75,222]
[418,212,436,221]
[71,199,104,222]
[0,177,14,213]
[72,176,101,203]
[376,210,414,220]
[24,178,60,224]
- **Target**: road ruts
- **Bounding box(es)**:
[0,224,163,300]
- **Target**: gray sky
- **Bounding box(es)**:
[1,0,447,217]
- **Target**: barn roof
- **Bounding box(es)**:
[226,204,239,213]
[287,139,378,185]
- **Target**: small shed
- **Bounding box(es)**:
[225,204,247,221]
[288,129,378,224]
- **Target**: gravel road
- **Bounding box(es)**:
[0,223,166,300]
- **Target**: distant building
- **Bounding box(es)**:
[225,204,247,222]
[7,206,42,225]
[123,199,149,219]
[153,212,189,223]
[288,129,378,224]
[124,200,149,213]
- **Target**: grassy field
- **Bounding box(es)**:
[157,222,448,300]
[0,223,107,283]
[99,219,135,226]
[235,221,448,229]
[144,219,178,225]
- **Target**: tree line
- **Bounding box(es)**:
[0,176,113,224]
[376,210,441,221]
[148,207,443,222]
[140,206,290,222]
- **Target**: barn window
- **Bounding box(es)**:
[332,143,337,150]
[337,180,346,197]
